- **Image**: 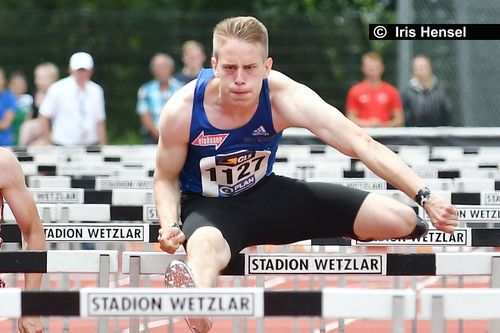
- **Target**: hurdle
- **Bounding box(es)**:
[27,201,500,227]
[122,251,500,277]
[0,250,118,333]
[0,250,117,278]
[5,222,500,248]
[1,223,160,244]
[26,175,154,189]
[421,288,500,333]
[121,249,500,332]
[4,220,500,247]
[26,188,154,205]
[0,287,415,333]
[2,203,159,223]
[312,227,500,247]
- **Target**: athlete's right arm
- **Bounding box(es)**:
[153,83,194,254]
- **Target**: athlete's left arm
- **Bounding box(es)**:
[270,71,457,232]
[0,149,46,288]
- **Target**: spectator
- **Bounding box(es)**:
[0,67,17,146]
[1,147,46,333]
[346,52,404,127]
[39,52,107,146]
[136,53,182,144]
[402,55,452,127]
[8,71,33,145]
[19,62,59,146]
[174,40,207,85]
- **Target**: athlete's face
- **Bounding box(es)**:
[212,38,272,105]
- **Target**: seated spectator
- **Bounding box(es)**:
[346,52,404,127]
[8,71,33,145]
[137,53,182,144]
[174,40,206,85]
[39,52,107,146]
[19,62,59,146]
[402,55,452,127]
[0,67,17,146]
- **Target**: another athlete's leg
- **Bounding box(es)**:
[186,226,231,287]
[353,193,425,240]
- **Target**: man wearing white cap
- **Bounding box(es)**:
[39,52,107,146]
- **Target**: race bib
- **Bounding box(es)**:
[200,150,270,197]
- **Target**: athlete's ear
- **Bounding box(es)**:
[264,57,273,78]
[211,57,219,77]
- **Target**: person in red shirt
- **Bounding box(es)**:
[346,52,404,127]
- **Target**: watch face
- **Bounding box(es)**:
[416,187,431,206]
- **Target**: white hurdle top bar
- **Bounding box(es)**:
[0,250,118,273]
[0,287,414,319]
[123,252,500,276]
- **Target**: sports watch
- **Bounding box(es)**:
[167,221,182,229]
[415,186,431,207]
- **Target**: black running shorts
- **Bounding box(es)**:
[180,173,369,258]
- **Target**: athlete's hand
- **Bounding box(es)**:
[158,227,186,254]
[423,194,459,234]
[18,316,43,333]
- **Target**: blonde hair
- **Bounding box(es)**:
[213,16,268,59]
[35,62,60,83]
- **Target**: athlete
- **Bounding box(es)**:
[154,16,458,333]
[0,148,46,333]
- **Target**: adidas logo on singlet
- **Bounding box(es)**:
[252,125,269,136]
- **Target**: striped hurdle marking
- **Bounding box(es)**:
[122,252,500,276]
[3,223,500,247]
[0,287,415,320]
[26,176,154,190]
[0,250,118,274]
[0,247,117,330]
[5,287,500,333]
[18,179,500,204]
[1,223,160,243]
[2,203,159,222]
[3,203,500,225]
[28,188,154,205]
[312,227,500,247]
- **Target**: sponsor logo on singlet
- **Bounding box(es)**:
[251,126,269,136]
[191,131,229,150]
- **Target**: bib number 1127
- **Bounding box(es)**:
[200,150,270,197]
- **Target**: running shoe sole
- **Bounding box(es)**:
[165,260,213,333]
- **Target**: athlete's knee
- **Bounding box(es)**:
[397,205,418,235]
[401,215,428,240]
[187,226,230,266]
